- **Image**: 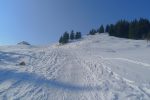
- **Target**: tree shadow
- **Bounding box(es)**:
[0,51,37,63]
[0,69,101,92]
[0,51,19,62]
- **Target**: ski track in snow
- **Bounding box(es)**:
[0,34,150,100]
[102,57,150,67]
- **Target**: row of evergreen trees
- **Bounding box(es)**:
[59,18,150,44]
[88,18,150,40]
[89,18,150,40]
[59,30,82,44]
[107,18,150,40]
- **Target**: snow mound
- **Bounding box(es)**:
[17,41,31,45]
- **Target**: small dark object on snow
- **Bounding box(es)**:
[19,61,26,66]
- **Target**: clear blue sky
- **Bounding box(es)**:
[0,0,150,45]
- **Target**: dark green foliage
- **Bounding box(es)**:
[97,25,104,33]
[137,18,150,39]
[105,25,110,33]
[114,20,129,38]
[70,30,75,40]
[63,32,69,43]
[75,32,82,39]
[128,20,138,39]
[89,29,97,35]
[107,18,150,40]
[59,18,150,44]
[59,36,63,43]
[59,31,82,44]
[109,24,115,36]
[59,32,69,44]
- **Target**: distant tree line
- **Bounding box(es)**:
[88,18,150,41]
[59,18,150,44]
[107,18,150,40]
[59,30,82,44]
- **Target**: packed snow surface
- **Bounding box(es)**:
[0,34,150,100]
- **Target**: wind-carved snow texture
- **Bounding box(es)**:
[0,34,150,100]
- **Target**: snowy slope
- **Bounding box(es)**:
[0,34,150,100]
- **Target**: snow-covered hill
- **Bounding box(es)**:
[0,34,150,100]
[17,41,31,45]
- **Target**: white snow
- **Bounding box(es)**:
[0,33,150,100]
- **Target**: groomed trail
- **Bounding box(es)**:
[0,34,150,100]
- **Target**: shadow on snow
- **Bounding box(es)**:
[0,69,101,92]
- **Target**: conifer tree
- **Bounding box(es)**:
[138,18,150,39]
[59,36,63,44]
[105,25,110,33]
[115,20,129,38]
[62,31,69,43]
[109,24,115,36]
[98,25,104,33]
[70,30,75,40]
[75,32,82,39]
[128,20,138,39]
[89,29,97,35]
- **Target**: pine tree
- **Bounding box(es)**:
[62,31,69,43]
[75,32,82,39]
[59,36,63,44]
[98,25,104,33]
[89,29,97,35]
[115,20,129,38]
[128,20,138,39]
[70,30,75,40]
[137,18,150,39]
[78,32,81,39]
[109,24,115,36]
[105,25,110,33]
